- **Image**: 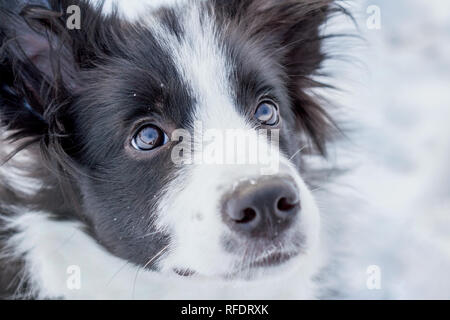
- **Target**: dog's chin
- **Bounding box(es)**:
[172,250,303,282]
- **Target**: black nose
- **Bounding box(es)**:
[221,177,300,238]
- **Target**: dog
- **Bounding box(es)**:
[0,0,342,299]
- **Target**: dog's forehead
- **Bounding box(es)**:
[97,0,196,21]
[146,2,248,130]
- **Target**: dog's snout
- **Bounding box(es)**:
[221,177,300,238]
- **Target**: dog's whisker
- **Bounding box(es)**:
[140,230,163,238]
[106,261,130,287]
[131,244,169,300]
[119,230,164,240]
[289,146,308,161]
[310,186,324,193]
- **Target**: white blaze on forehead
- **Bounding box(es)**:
[93,0,192,21]
[150,2,248,131]
[94,0,209,23]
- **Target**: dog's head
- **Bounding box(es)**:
[0,0,338,281]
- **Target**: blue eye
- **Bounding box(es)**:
[254,101,279,126]
[132,125,168,151]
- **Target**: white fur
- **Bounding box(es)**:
[92,0,193,21]
[0,154,42,196]
[0,135,42,196]
[3,211,321,299]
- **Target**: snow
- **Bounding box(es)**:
[318,0,450,299]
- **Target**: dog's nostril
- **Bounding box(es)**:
[277,197,298,212]
[235,208,257,224]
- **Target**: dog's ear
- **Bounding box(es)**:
[216,0,340,155]
[0,4,79,145]
[242,0,332,74]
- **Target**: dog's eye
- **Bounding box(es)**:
[254,101,279,126]
[132,125,168,151]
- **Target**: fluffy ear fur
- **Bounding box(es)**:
[0,3,78,149]
[0,0,124,160]
[215,0,343,155]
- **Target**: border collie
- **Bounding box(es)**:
[0,0,343,299]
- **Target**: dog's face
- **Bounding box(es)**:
[0,0,334,281]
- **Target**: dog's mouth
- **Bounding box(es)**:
[249,251,295,268]
[172,250,300,279]
[173,268,197,277]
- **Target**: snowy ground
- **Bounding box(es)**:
[318,0,450,299]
